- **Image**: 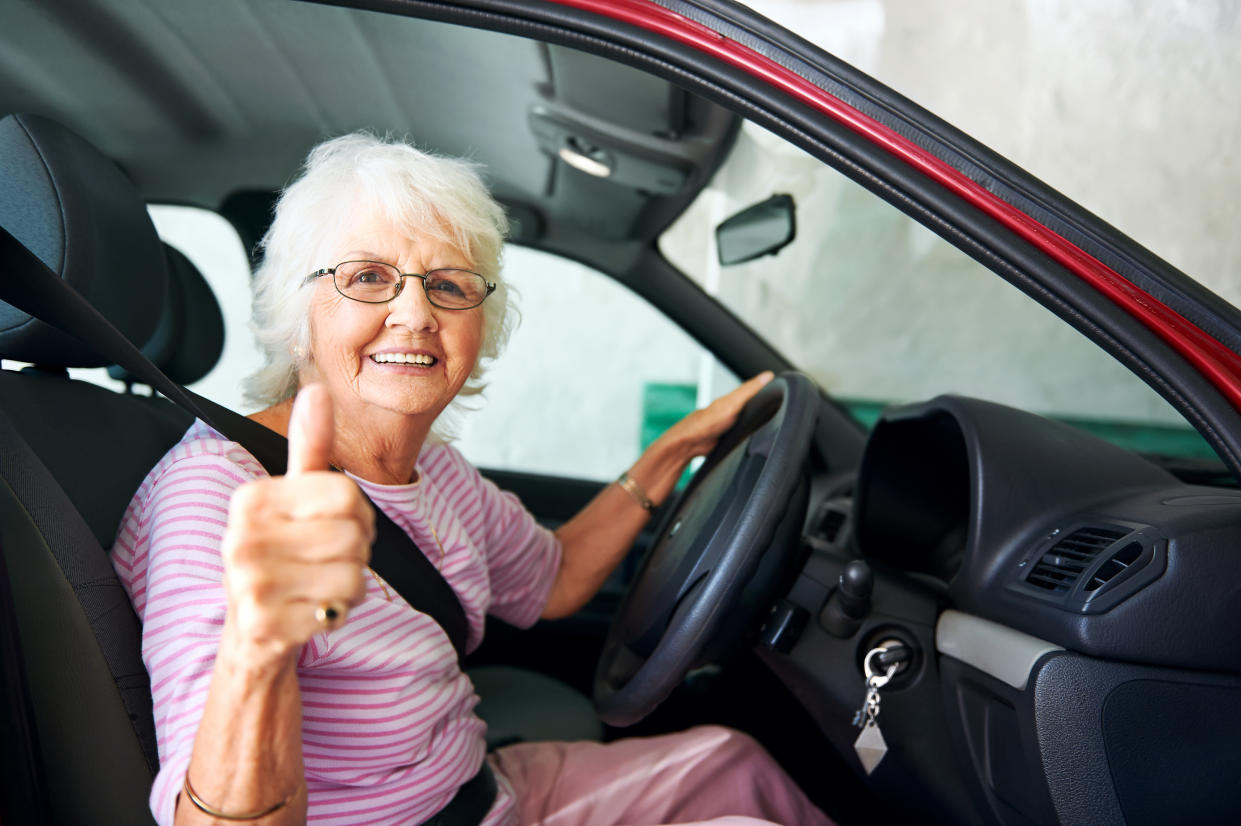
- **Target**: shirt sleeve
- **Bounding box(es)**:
[433,446,562,628]
[118,447,270,825]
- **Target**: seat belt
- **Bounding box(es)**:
[3,223,503,818]
[0,226,470,660]
[2,226,496,824]
[187,397,470,663]
[210,405,496,826]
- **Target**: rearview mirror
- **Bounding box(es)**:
[715,193,796,266]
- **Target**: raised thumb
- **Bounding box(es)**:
[286,383,334,475]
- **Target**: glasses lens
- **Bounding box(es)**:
[335,261,400,302]
[424,269,491,309]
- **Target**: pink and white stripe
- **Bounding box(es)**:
[111,420,561,825]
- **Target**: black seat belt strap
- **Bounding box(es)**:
[0,226,469,661]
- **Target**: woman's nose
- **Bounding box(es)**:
[385,275,439,332]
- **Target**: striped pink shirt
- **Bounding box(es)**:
[111,420,561,825]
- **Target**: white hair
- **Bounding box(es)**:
[243,132,515,436]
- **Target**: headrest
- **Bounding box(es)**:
[0,113,167,367]
[108,243,226,386]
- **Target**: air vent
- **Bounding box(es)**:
[1084,541,1144,591]
[1025,526,1127,593]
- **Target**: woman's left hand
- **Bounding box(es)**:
[544,371,776,619]
[655,370,775,462]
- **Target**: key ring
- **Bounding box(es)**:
[863,644,899,688]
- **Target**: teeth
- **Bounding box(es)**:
[371,353,436,365]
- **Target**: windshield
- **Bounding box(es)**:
[659,122,1215,462]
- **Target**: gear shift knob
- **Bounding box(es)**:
[837,559,873,618]
[820,559,873,637]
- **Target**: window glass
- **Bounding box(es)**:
[146,205,261,414]
[660,122,1213,460]
[453,246,737,481]
[16,206,732,482]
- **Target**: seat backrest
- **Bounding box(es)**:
[0,113,224,825]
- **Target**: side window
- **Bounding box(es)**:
[660,123,1215,461]
[146,206,261,414]
[453,246,738,481]
[14,205,734,482]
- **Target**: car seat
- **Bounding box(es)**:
[0,112,184,825]
[0,112,599,825]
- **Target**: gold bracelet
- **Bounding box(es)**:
[182,772,303,821]
[616,470,656,511]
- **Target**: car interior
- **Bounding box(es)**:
[3,1,1241,825]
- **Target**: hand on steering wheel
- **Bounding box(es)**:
[594,372,820,726]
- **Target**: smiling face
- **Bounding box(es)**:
[298,209,485,435]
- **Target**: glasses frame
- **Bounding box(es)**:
[305,260,496,309]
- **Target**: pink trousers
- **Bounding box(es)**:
[491,725,834,826]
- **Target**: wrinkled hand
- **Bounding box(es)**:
[660,371,775,461]
[222,384,374,655]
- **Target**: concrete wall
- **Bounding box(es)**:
[652,0,1240,430]
[745,0,1241,300]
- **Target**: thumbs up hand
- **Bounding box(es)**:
[222,384,375,657]
[286,382,336,476]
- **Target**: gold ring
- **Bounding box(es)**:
[314,600,348,630]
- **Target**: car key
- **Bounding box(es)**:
[853,644,898,775]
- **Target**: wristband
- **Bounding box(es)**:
[616,470,656,511]
[183,772,303,821]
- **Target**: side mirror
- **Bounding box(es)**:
[715,193,796,266]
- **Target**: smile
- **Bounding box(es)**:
[370,352,437,366]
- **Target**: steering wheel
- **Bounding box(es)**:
[593,371,820,726]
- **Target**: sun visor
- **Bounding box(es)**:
[525,44,739,243]
[529,105,690,196]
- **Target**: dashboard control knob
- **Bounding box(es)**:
[820,560,874,638]
[838,560,874,619]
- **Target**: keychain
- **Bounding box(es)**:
[852,644,900,774]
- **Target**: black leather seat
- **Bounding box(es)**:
[0,112,600,824]
[0,112,178,825]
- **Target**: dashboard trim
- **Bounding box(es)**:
[936,610,1062,690]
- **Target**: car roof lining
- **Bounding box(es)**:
[0,0,739,255]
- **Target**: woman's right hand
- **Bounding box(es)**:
[220,384,374,659]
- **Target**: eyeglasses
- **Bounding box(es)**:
[306,260,496,309]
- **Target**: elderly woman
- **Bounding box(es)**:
[112,133,831,826]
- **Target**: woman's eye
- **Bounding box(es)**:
[428,278,466,296]
[355,269,387,284]
[424,271,466,293]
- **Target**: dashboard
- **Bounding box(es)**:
[760,394,1241,825]
[854,395,1241,671]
